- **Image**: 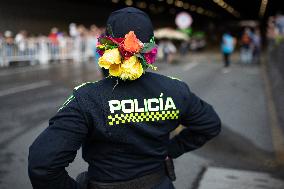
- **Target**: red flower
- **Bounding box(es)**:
[118,46,134,59]
[107,36,124,45]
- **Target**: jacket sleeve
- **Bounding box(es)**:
[168,83,221,158]
[28,92,89,189]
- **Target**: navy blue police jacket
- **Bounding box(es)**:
[28,72,221,189]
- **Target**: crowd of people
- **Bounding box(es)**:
[220,26,261,73]
[0,25,181,67]
[1,23,210,67]
[2,14,283,70]
[0,24,105,67]
[220,12,284,72]
[240,12,284,65]
[266,13,284,46]
[239,27,262,64]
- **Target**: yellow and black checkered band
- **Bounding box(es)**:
[107,110,180,126]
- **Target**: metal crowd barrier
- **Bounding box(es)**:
[0,37,95,67]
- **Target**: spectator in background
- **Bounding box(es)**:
[266,16,277,46]
[275,12,284,35]
[69,23,78,38]
[27,36,38,65]
[48,27,59,44]
[252,28,262,64]
[58,32,69,61]
[162,39,176,64]
[73,25,87,63]
[86,27,95,61]
[48,27,59,59]
[15,30,28,56]
[179,40,189,56]
[38,35,49,64]
[4,30,15,57]
[240,28,253,64]
[221,31,235,73]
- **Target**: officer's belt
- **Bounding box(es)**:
[88,168,166,189]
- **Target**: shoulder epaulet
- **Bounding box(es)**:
[167,76,182,81]
[74,81,98,91]
[58,94,75,112]
[58,81,98,112]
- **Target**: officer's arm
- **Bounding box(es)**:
[28,93,88,189]
[168,83,221,158]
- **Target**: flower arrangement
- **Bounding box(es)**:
[97,30,158,80]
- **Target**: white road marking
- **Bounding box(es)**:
[183,62,199,71]
[0,80,51,97]
[0,65,49,77]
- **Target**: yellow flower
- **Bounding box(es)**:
[98,48,121,69]
[109,64,122,77]
[120,56,143,80]
[121,56,137,69]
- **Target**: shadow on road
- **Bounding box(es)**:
[188,124,283,176]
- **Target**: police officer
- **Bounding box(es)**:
[28,7,221,189]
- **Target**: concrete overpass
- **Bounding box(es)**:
[0,0,283,34]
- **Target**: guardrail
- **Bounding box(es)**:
[0,37,95,67]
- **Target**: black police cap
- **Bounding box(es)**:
[106,7,154,43]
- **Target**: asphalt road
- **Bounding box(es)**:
[0,52,283,189]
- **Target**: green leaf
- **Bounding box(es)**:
[140,43,156,53]
[135,53,144,60]
[106,44,118,49]
[99,38,116,46]
[135,54,149,69]
[150,36,155,43]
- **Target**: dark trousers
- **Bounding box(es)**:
[223,52,231,67]
[76,172,88,189]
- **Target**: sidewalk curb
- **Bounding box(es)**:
[191,167,207,189]
[261,62,284,165]
[196,167,284,189]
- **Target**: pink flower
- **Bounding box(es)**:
[144,47,158,64]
